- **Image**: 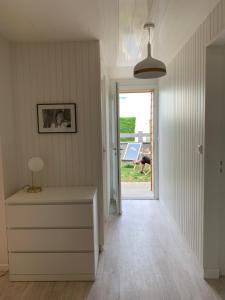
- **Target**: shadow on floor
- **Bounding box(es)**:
[206,277,225,299]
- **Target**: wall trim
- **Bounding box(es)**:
[0,264,8,272]
[204,268,220,279]
[206,27,225,48]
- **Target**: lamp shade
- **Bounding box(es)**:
[28,157,44,172]
[134,43,166,79]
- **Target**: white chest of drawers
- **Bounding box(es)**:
[5,186,99,281]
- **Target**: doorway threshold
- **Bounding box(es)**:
[122,197,155,200]
[121,182,153,200]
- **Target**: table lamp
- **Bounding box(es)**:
[27,157,44,193]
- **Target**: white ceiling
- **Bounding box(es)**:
[0,0,220,78]
[113,0,220,78]
[0,0,119,65]
[150,0,220,62]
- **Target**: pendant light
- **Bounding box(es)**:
[134,23,166,79]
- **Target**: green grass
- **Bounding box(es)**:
[121,162,151,182]
[120,117,136,142]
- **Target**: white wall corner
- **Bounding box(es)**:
[204,268,220,279]
[0,264,8,272]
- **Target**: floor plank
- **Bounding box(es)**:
[0,200,224,299]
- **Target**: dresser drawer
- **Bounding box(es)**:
[9,253,95,275]
[7,229,94,252]
[6,204,93,228]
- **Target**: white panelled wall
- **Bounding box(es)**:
[0,36,17,271]
[11,41,104,247]
[0,40,104,269]
[0,37,17,197]
[159,0,225,277]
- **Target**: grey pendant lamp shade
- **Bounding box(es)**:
[134,23,166,79]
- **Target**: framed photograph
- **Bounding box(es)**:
[37,103,77,133]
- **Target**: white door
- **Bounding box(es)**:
[101,77,110,219]
[111,82,122,214]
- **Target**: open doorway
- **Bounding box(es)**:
[119,91,154,200]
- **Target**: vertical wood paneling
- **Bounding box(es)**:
[11,41,103,245]
[0,39,17,197]
[0,36,17,267]
[159,0,225,266]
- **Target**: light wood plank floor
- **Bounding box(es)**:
[0,200,224,300]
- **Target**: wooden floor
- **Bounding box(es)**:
[0,200,224,300]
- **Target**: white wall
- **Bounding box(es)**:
[204,45,225,278]
[0,37,17,197]
[158,0,225,270]
[0,36,17,269]
[11,41,104,245]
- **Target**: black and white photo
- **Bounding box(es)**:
[37,103,77,133]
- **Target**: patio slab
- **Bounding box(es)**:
[121,182,154,199]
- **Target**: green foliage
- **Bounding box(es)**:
[120,117,136,142]
[120,162,151,182]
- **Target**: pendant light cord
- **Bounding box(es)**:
[148,27,151,43]
[147,27,151,57]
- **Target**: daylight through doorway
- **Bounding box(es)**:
[119,91,154,200]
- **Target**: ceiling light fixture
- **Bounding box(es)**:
[134,23,166,79]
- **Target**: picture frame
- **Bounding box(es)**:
[37,103,77,133]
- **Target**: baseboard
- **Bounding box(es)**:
[204,268,220,279]
[9,274,95,281]
[219,267,225,276]
[0,264,8,272]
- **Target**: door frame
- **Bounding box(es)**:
[109,80,159,207]
[0,138,8,271]
[118,88,159,199]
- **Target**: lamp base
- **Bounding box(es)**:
[27,186,42,193]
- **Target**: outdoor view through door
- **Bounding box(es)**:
[119,91,153,200]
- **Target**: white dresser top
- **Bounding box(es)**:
[5,186,97,205]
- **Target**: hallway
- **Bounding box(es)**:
[89,201,223,300]
[0,201,224,300]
